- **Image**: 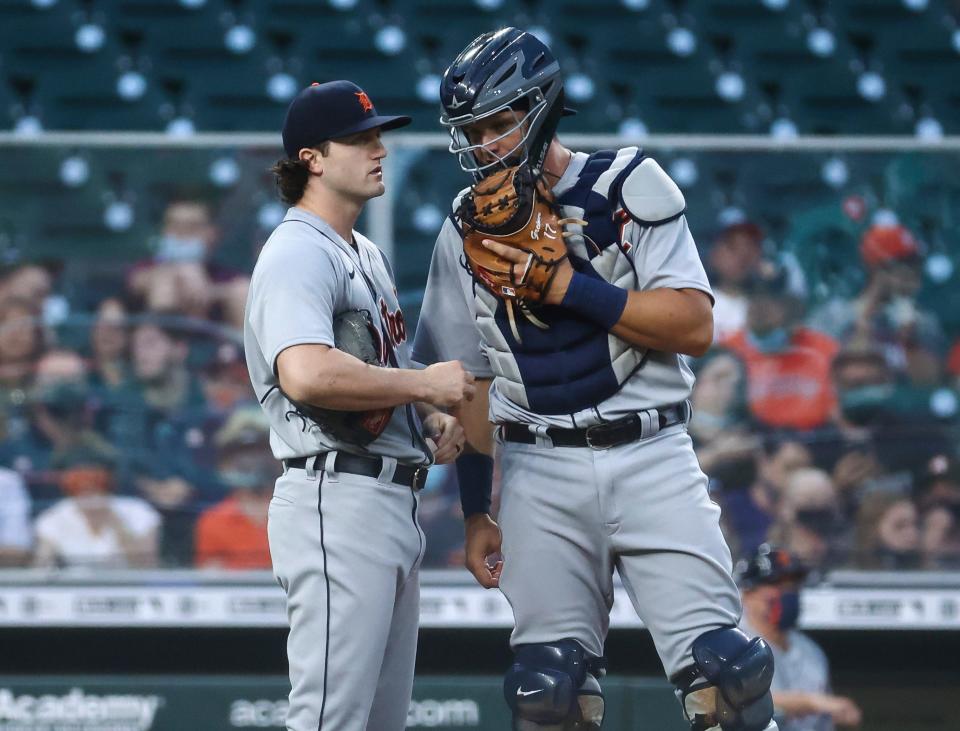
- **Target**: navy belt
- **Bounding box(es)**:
[501,402,690,450]
[283,452,428,490]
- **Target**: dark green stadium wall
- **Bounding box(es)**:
[1,627,958,730]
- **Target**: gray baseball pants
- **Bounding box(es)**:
[268,456,425,731]
[497,424,742,679]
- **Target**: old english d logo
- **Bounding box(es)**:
[355,91,374,113]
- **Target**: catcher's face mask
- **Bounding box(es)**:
[441,86,550,177]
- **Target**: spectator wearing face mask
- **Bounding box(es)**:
[1,348,116,508]
[808,222,944,385]
[808,343,950,512]
[737,544,862,731]
[127,199,250,329]
[723,262,839,431]
[689,349,752,453]
[194,405,275,570]
[769,468,847,573]
[717,435,813,561]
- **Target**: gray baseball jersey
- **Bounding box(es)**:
[246,206,430,464]
[412,148,742,698]
[245,206,427,731]
[412,148,713,428]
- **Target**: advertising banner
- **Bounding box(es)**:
[0,676,686,731]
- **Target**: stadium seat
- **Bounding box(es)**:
[99,0,228,59]
[3,0,957,134]
[389,147,466,299]
[31,63,169,131]
[823,0,958,106]
[685,0,804,40]
[0,0,80,76]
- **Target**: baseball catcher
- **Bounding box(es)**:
[412,27,778,731]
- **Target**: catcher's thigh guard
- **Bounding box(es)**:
[671,626,775,731]
[504,639,605,731]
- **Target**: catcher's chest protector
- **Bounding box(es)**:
[471,148,649,415]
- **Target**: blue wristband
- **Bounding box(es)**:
[560,271,629,330]
[455,453,493,518]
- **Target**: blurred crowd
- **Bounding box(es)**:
[0,199,271,570]
[693,220,960,574]
[1,197,959,573]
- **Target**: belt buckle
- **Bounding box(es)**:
[412,465,428,490]
[584,424,614,450]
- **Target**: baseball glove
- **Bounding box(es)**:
[458,164,584,341]
[287,309,393,446]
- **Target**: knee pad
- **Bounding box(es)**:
[671,627,775,731]
[504,639,606,730]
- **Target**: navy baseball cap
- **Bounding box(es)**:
[281,80,412,159]
[734,544,809,589]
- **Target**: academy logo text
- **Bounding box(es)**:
[0,688,161,731]
[229,697,481,728]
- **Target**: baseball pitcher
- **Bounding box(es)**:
[244,80,473,731]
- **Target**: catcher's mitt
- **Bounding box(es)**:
[287,309,393,446]
[458,165,583,341]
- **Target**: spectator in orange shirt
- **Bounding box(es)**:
[194,405,276,570]
[723,262,839,431]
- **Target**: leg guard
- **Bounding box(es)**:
[504,639,606,730]
[671,627,775,731]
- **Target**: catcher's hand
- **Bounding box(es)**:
[458,165,581,340]
[480,238,572,306]
[459,165,580,303]
[464,513,502,589]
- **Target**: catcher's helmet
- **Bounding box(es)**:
[440,28,567,178]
